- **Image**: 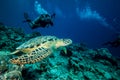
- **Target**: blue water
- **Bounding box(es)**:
[0,0,120,56]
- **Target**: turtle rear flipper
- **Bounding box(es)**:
[9,50,20,55]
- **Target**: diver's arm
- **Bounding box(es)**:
[30,22,44,29]
[33,16,42,24]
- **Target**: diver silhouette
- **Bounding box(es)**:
[23,12,55,29]
[103,35,120,47]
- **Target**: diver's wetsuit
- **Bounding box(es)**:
[24,13,55,29]
[31,14,54,29]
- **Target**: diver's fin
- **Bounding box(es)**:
[23,12,32,23]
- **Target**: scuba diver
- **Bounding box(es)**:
[23,12,56,29]
[103,35,120,47]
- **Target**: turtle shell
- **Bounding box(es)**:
[16,36,57,53]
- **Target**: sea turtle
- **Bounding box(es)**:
[9,36,72,65]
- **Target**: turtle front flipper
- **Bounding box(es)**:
[58,47,67,54]
[9,47,52,65]
[61,47,67,54]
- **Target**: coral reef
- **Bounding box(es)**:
[17,46,120,80]
[4,70,22,80]
[0,24,120,80]
[0,24,41,52]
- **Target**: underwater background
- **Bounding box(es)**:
[0,0,120,80]
[0,0,120,56]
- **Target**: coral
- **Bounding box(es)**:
[67,43,88,52]
[0,57,8,74]
[19,44,120,79]
[93,48,118,66]
[4,70,23,80]
[0,24,41,79]
[0,24,120,79]
[0,41,120,80]
[0,52,9,74]
[0,24,41,52]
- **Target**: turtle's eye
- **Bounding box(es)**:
[63,39,72,45]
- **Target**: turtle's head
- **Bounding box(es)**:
[56,39,72,48]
